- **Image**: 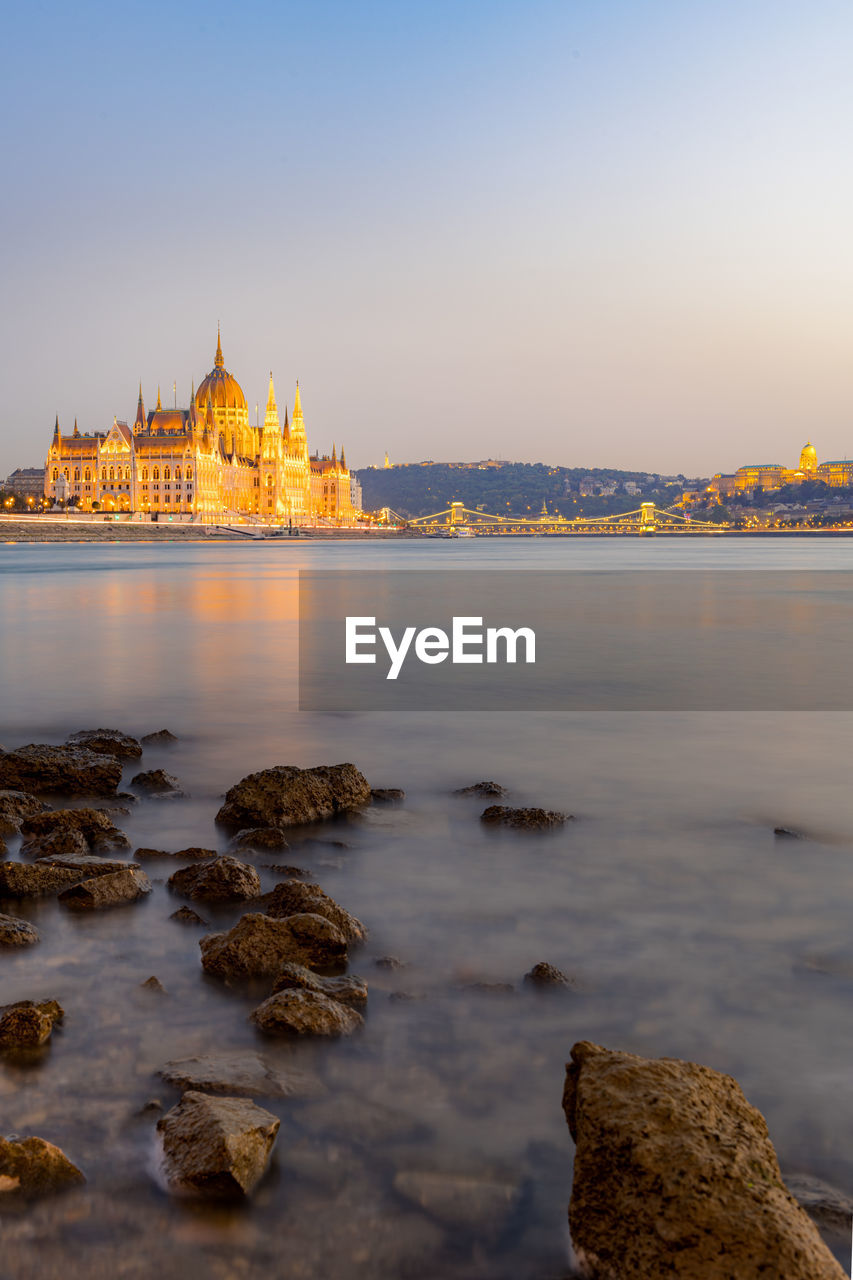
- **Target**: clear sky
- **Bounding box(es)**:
[3,1,853,477]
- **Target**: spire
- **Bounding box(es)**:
[263,371,280,435]
[331,442,337,465]
[266,371,277,412]
[293,380,302,421]
[340,445,347,470]
[73,417,80,437]
[215,324,224,369]
[156,385,162,411]
[53,414,60,438]
[135,383,146,431]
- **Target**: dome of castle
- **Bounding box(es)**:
[195,329,247,413]
[799,441,817,472]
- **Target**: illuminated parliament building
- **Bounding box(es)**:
[44,331,356,522]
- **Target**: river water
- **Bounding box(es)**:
[1,537,852,1277]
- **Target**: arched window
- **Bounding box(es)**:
[74,468,80,481]
[101,467,106,481]
[125,467,131,480]
[164,466,171,480]
[266,474,273,487]
[52,468,58,482]
[84,468,91,482]
[109,467,115,481]
[175,467,181,481]
[63,468,70,480]
[142,467,148,481]
[153,467,160,480]
[186,467,193,480]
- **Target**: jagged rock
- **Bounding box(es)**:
[375,955,407,970]
[168,856,261,903]
[130,768,183,795]
[0,1136,85,1196]
[0,744,122,796]
[0,833,5,857]
[232,827,290,851]
[785,1173,853,1233]
[262,880,366,943]
[156,1090,279,1199]
[170,906,208,925]
[480,804,569,830]
[370,788,405,803]
[563,1040,846,1280]
[260,863,313,878]
[200,912,348,981]
[0,913,39,947]
[20,807,130,856]
[215,762,371,829]
[58,867,151,911]
[134,846,216,860]
[454,781,508,798]
[159,1051,325,1100]
[140,976,166,993]
[141,729,177,746]
[393,1168,521,1236]
[0,790,48,836]
[0,999,63,1049]
[271,962,368,1007]
[66,728,142,759]
[0,856,139,898]
[250,989,364,1037]
[524,961,572,988]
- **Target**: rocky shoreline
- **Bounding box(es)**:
[0,733,849,1277]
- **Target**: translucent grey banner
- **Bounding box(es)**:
[298,570,853,711]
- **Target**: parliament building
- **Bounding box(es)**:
[44,331,356,522]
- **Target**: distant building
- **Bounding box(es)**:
[350,473,363,511]
[707,442,853,497]
[5,467,44,499]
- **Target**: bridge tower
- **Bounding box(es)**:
[639,502,657,535]
[450,501,465,526]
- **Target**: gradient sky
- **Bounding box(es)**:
[2,1,853,477]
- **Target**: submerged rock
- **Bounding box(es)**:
[215,762,371,829]
[0,856,141,899]
[130,768,184,795]
[785,1172,853,1234]
[156,1090,279,1199]
[134,846,216,860]
[167,856,261,903]
[480,804,569,830]
[57,866,151,911]
[524,961,573,988]
[0,913,39,947]
[0,744,122,796]
[250,989,364,1038]
[141,729,178,746]
[263,880,366,943]
[232,826,290,851]
[66,728,143,759]
[20,807,130,856]
[370,788,405,803]
[774,826,804,839]
[0,999,63,1049]
[563,1039,846,1280]
[454,781,508,798]
[200,912,348,981]
[170,906,209,925]
[0,790,48,836]
[393,1168,521,1236]
[159,1051,325,1100]
[0,1135,85,1196]
[375,955,407,970]
[140,976,166,994]
[271,962,368,1007]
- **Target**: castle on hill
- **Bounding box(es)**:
[707,441,853,498]
[44,330,356,522]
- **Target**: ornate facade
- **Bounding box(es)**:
[44,331,356,522]
[707,441,853,497]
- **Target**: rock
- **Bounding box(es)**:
[167,856,261,903]
[524,961,573,988]
[130,768,183,795]
[0,744,122,796]
[250,989,364,1037]
[156,1090,279,1199]
[200,912,348,981]
[0,833,5,857]
[375,955,407,970]
[134,846,216,860]
[454,781,508,797]
[259,863,313,878]
[232,826,290,851]
[57,867,151,911]
[141,729,178,746]
[563,1040,846,1280]
[215,762,371,829]
[271,962,368,1007]
[0,913,39,947]
[774,826,804,839]
[370,788,405,803]
[20,807,130,856]
[170,906,208,925]
[0,790,48,836]
[0,999,63,1049]
[0,1135,85,1196]
[66,728,142,759]
[785,1173,853,1234]
[0,856,139,898]
[140,976,166,993]
[480,804,569,830]
[393,1168,520,1236]
[159,1051,325,1100]
[262,880,366,943]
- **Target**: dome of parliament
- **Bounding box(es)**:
[194,329,247,413]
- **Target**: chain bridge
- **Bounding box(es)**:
[393,502,726,536]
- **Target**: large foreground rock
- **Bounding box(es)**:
[20,807,130,856]
[66,728,142,759]
[0,999,63,1049]
[0,913,39,946]
[0,790,48,836]
[167,855,261,902]
[272,961,368,1007]
[216,762,371,829]
[57,866,151,911]
[563,1040,846,1280]
[0,1135,85,1196]
[156,1090,279,1199]
[250,989,364,1037]
[159,1051,324,1100]
[263,880,366,943]
[0,854,140,901]
[0,745,122,796]
[200,912,348,981]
